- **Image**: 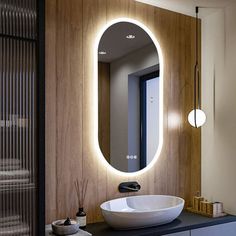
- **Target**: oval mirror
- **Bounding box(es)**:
[97,20,163,173]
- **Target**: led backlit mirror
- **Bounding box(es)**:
[97,20,163,173]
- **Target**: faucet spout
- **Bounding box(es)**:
[118,182,141,193]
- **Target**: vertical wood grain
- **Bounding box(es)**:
[45,0,201,224]
[45,0,57,223]
[53,0,83,220]
[98,62,110,162]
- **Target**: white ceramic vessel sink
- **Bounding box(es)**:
[100,195,184,229]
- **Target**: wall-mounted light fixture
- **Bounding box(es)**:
[188,7,206,128]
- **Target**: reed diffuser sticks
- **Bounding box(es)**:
[75,179,88,208]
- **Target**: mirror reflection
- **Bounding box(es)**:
[98,21,160,173]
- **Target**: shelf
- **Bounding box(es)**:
[0,32,37,42]
[0,182,36,193]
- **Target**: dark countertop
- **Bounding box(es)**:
[86,211,236,236]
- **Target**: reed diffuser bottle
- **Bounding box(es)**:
[76,208,86,229]
[75,179,88,229]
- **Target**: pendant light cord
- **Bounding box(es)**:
[196,7,201,109]
[194,6,200,127]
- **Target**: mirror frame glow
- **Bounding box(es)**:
[94,18,164,176]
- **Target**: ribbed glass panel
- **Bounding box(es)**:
[0,1,37,235]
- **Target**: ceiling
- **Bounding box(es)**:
[135,0,236,17]
[98,0,236,63]
[98,22,154,63]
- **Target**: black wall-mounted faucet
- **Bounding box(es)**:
[118,181,141,193]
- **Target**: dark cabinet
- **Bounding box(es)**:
[0,0,45,235]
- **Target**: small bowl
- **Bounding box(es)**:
[52,219,80,235]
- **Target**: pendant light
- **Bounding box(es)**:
[188,7,206,128]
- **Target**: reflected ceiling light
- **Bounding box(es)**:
[98,51,107,55]
[188,7,206,128]
[126,34,136,39]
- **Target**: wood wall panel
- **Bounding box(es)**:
[46,0,201,224]
[45,0,57,222]
[98,62,110,162]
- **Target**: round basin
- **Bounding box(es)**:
[100,195,184,229]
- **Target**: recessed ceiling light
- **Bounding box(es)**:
[126,34,136,39]
[99,51,107,55]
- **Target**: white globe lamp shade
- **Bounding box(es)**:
[188,109,206,128]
